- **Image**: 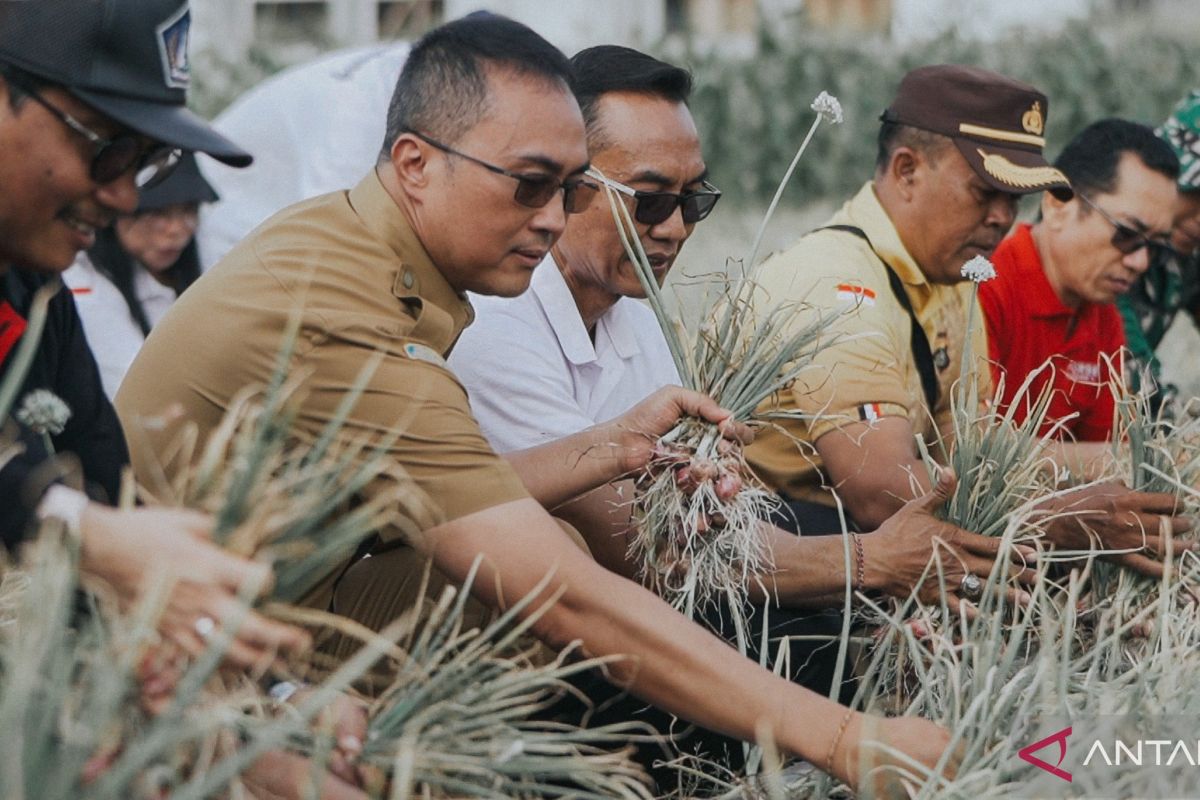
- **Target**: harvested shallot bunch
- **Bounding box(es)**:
[592,92,844,618]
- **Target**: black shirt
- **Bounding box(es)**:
[0,268,129,548]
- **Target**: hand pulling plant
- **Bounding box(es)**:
[593,92,843,622]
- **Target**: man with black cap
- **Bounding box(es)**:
[0,0,315,700]
[745,64,1189,579]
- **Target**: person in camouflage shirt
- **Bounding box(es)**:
[1119,90,1200,407]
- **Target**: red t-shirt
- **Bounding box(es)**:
[979,224,1125,442]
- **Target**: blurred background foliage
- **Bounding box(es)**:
[687,20,1200,205]
[192,12,1200,208]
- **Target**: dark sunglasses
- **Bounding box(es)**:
[1078,192,1179,262]
[4,70,181,189]
[406,130,598,214]
[586,168,721,226]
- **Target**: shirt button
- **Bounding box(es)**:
[402,270,415,289]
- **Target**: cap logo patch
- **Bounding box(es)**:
[977,149,1069,191]
[156,4,191,90]
[1022,101,1044,136]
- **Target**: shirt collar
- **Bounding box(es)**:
[1008,223,1074,318]
[847,182,928,288]
[347,169,474,353]
[530,256,644,365]
[531,256,596,365]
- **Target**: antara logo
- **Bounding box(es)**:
[1019,725,1073,783]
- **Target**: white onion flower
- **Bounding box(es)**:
[961,255,997,283]
[16,389,71,436]
[810,91,844,125]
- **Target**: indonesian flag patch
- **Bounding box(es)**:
[836,283,876,307]
[858,403,884,422]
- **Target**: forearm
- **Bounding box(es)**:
[427,503,855,761]
[503,424,629,509]
[757,525,900,609]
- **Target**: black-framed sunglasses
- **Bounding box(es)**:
[405,130,598,214]
[586,168,721,226]
[3,70,180,189]
[1078,192,1179,262]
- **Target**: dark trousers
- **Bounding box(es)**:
[770,496,858,536]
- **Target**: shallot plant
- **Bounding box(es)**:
[595,92,844,621]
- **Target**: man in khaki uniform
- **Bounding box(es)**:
[117,13,956,793]
[747,65,1189,579]
[749,65,1071,533]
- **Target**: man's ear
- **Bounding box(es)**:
[1040,190,1071,231]
[387,133,431,193]
[888,147,921,200]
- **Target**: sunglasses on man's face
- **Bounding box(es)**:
[4,71,181,189]
[586,169,721,226]
[406,130,598,214]
[1078,192,1179,262]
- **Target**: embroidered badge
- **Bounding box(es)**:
[156,4,191,90]
[836,283,876,307]
[1022,101,1045,136]
[403,342,447,368]
[933,347,950,370]
[858,403,884,422]
[1065,360,1102,384]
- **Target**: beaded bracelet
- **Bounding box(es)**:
[852,533,865,590]
[825,707,855,776]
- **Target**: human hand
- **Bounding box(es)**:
[79,504,311,671]
[1033,481,1192,577]
[862,469,1036,615]
[830,712,962,797]
[293,688,369,787]
[241,750,368,800]
[610,385,753,474]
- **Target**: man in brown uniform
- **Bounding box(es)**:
[118,14,954,791]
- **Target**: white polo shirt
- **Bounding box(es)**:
[450,256,681,453]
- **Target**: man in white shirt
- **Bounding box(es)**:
[197,43,409,269]
[449,44,1023,776]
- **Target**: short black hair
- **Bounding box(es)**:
[1054,118,1180,199]
[874,120,953,174]
[379,12,572,158]
[568,46,692,151]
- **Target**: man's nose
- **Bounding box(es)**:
[94,169,139,215]
[986,193,1019,230]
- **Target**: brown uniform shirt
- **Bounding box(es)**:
[745,182,990,506]
[116,171,530,580]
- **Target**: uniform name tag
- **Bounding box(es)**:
[403,342,447,368]
[0,301,28,366]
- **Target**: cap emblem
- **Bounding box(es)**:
[155,4,191,90]
[1022,101,1044,136]
[977,148,1068,191]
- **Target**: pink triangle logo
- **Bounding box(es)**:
[1019,726,1073,782]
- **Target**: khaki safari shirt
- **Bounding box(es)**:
[116,171,530,587]
[745,182,990,506]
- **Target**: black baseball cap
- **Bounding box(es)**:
[137,152,218,212]
[0,0,251,168]
[882,64,1072,200]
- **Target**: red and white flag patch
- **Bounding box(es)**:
[836,283,876,307]
[858,403,884,422]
